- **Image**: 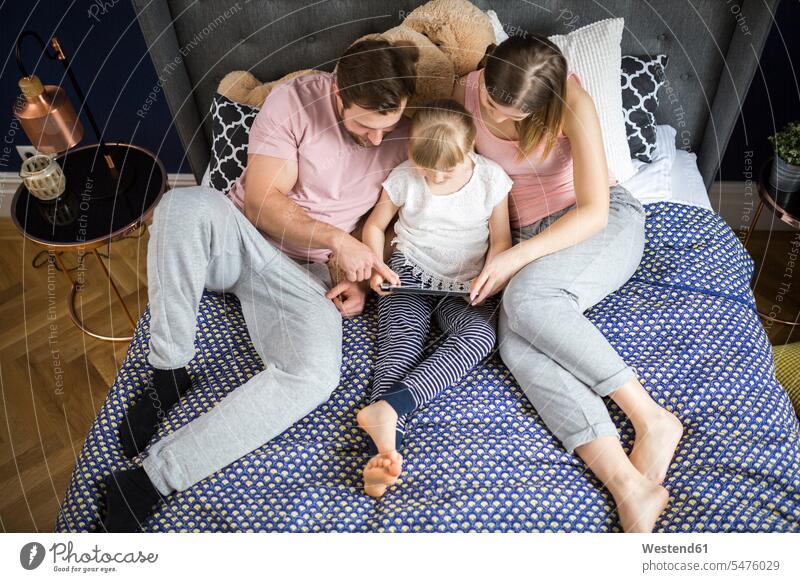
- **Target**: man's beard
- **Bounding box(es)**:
[336,98,379,148]
[346,129,377,148]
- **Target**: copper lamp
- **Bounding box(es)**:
[15,73,83,154]
[13,31,125,191]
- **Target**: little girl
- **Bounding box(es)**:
[357,99,512,497]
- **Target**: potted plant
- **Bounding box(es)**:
[768,121,800,192]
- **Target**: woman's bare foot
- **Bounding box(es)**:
[629,408,684,484]
[575,435,669,533]
[615,476,670,533]
[363,451,403,497]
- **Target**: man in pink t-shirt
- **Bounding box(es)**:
[227,70,410,265]
[103,39,419,531]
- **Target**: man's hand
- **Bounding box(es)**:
[330,233,397,283]
[326,279,369,317]
[327,254,345,287]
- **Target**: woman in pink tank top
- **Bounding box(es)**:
[454,35,683,533]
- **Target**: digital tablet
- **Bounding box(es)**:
[379,282,471,298]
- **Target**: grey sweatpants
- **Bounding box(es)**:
[141,186,343,495]
[498,185,646,454]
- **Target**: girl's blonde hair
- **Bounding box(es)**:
[482,35,568,161]
[409,99,477,170]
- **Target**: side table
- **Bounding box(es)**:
[11,142,167,342]
[743,160,800,327]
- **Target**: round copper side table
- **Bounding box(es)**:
[743,160,800,327]
[11,143,167,342]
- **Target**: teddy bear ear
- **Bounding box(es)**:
[390,39,421,64]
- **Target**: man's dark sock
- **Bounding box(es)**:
[101,467,163,533]
[119,367,191,458]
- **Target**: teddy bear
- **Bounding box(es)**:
[216,0,494,113]
[350,0,494,113]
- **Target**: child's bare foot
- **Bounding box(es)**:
[358,401,403,497]
[615,476,670,533]
[630,409,684,484]
[363,451,403,497]
[357,400,399,453]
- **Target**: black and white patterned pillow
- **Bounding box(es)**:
[208,94,260,193]
[621,55,668,162]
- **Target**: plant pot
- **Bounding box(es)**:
[770,154,800,193]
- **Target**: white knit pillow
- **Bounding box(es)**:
[549,18,636,182]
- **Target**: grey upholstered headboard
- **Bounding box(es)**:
[131,0,780,188]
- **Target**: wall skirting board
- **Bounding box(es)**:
[0,172,197,218]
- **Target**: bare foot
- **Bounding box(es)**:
[357,400,399,453]
[615,476,670,533]
[630,408,683,484]
[358,401,402,497]
[362,451,403,498]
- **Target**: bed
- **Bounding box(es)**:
[56,0,800,532]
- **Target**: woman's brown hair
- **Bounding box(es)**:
[409,99,476,170]
[483,35,568,160]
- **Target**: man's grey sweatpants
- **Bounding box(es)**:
[141,186,343,495]
[498,185,646,455]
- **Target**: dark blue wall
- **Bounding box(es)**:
[721,0,800,180]
[1,1,798,179]
[1,0,189,175]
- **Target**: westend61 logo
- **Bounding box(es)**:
[19,541,158,573]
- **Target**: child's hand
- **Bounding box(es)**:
[370,263,401,296]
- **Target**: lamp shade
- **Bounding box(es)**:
[14,75,83,154]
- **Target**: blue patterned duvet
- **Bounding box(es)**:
[56,202,800,532]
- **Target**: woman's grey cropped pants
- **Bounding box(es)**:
[498,185,646,454]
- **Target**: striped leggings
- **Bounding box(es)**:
[370,252,498,450]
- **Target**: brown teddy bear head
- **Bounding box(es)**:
[403,0,495,77]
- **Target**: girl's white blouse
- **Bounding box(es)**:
[383,152,513,292]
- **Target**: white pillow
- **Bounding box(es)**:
[486,10,509,44]
[671,149,712,210]
[549,18,636,182]
[622,125,676,203]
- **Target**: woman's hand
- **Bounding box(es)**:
[369,265,401,296]
[470,246,528,305]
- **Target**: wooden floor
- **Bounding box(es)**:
[1,217,798,532]
[0,218,149,532]
[751,231,800,345]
